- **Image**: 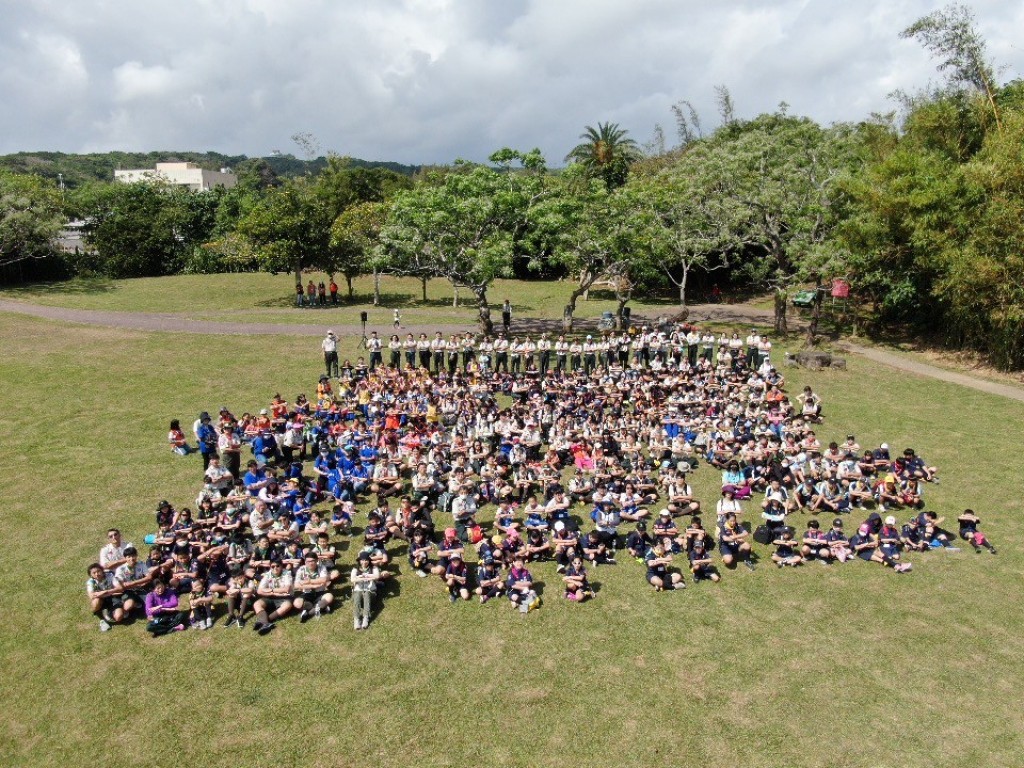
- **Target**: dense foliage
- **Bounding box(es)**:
[1,4,1021,366]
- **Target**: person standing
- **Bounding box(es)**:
[322,330,339,378]
[393,309,401,329]
[329,278,339,306]
[306,280,317,307]
[295,282,304,308]
[502,299,512,332]
[317,281,327,307]
[367,331,383,372]
[196,412,218,472]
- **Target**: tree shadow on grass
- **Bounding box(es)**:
[0,276,116,297]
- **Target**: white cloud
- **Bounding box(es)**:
[1,0,1022,161]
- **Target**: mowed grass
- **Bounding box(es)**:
[0,272,690,325]
[2,309,1024,768]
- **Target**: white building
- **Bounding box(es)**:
[114,162,237,191]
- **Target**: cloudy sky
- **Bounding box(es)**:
[1,0,1021,165]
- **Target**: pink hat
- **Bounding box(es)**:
[858,524,870,535]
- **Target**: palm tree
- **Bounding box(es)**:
[565,122,642,189]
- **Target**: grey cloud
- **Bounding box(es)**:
[1,0,1022,164]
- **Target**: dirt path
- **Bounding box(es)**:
[3,298,1024,403]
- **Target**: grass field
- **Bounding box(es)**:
[2,295,1024,768]
[0,273,692,326]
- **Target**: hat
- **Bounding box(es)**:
[199,411,210,421]
[444,527,457,538]
[832,518,844,527]
[491,535,503,546]
[693,538,705,548]
[260,408,268,415]
[586,335,592,340]
[659,508,671,517]
[357,550,372,562]
[885,474,897,483]
[880,443,889,450]
[327,330,335,336]
[636,521,647,531]
[483,555,494,565]
[885,515,897,526]
[450,552,463,561]
[553,521,565,532]
[858,524,870,535]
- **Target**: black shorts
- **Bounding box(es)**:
[297,590,325,605]
[263,597,291,612]
[100,595,124,611]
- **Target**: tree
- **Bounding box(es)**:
[629,151,741,308]
[565,122,642,190]
[901,4,1002,132]
[377,149,548,334]
[530,172,640,331]
[329,200,388,302]
[236,177,328,286]
[78,182,208,278]
[0,171,62,269]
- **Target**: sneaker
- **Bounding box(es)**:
[743,559,756,571]
[224,617,237,629]
[354,618,362,630]
[172,624,186,632]
[480,595,490,604]
[205,617,214,629]
[191,620,202,631]
[237,617,247,629]
[101,608,114,623]
[257,622,275,636]
[990,547,997,555]
[300,609,312,624]
[361,617,369,629]
[252,621,264,633]
[416,569,428,578]
[943,546,961,552]
[313,605,322,619]
[99,619,112,632]
[556,564,566,573]
[673,581,686,590]
[449,593,458,603]
[604,557,616,564]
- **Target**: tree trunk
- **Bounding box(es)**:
[774,288,788,336]
[453,284,460,308]
[293,259,302,291]
[614,284,633,330]
[372,269,380,306]
[678,264,689,307]
[420,277,428,302]
[563,274,596,333]
[474,288,493,335]
[346,275,353,299]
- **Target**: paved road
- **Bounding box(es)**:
[3,298,1023,403]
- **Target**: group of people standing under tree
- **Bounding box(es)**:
[297,279,339,307]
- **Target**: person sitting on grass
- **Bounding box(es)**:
[475,555,504,604]
[113,546,152,617]
[688,539,720,583]
[145,579,187,636]
[188,577,215,630]
[168,419,191,455]
[444,552,471,603]
[87,562,126,632]
[294,553,334,622]
[899,516,928,553]
[957,509,996,554]
[506,555,540,613]
[581,529,615,567]
[223,564,256,628]
[432,528,464,577]
[524,527,551,562]
[878,516,904,561]
[800,519,832,564]
[626,521,655,563]
[644,541,685,591]
[916,510,957,550]
[563,555,595,602]
[771,529,804,568]
[408,528,434,578]
[718,514,755,570]
[552,521,580,573]
[849,523,912,573]
[252,561,294,635]
[825,518,852,562]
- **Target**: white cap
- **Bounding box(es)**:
[885,515,897,526]
[553,521,565,532]
[881,443,889,450]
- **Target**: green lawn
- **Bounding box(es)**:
[0,272,690,325]
[2,308,1023,768]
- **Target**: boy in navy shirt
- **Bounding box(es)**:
[688,539,720,582]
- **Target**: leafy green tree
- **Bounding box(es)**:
[0,170,63,269]
[329,200,388,301]
[530,172,639,331]
[79,182,208,278]
[378,149,548,333]
[565,122,642,190]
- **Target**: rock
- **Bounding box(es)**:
[831,357,847,370]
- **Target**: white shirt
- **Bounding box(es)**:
[322,335,338,353]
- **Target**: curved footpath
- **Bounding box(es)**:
[2,297,1023,403]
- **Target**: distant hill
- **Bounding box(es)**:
[0,151,421,188]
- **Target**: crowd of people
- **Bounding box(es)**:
[89,323,993,636]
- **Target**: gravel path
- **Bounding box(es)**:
[3,297,1023,403]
